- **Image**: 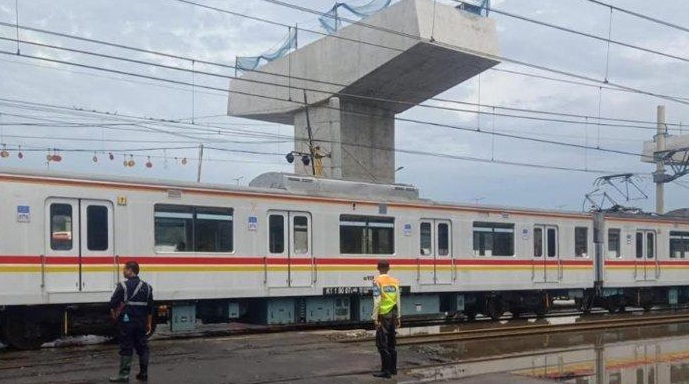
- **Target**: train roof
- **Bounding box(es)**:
[1,167,687,222]
[0,167,422,203]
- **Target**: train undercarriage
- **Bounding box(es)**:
[2,285,688,350]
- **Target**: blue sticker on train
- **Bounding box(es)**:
[17,205,31,223]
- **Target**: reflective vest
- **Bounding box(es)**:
[120,279,151,308]
[374,274,400,315]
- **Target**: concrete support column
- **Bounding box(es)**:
[340,100,394,184]
[294,98,343,180]
[293,97,395,184]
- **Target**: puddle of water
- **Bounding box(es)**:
[43,335,111,348]
[408,323,689,383]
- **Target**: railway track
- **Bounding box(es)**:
[343,312,689,346]
[2,312,689,383]
[0,305,676,353]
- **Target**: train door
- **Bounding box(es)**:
[635,230,658,281]
[44,198,115,293]
[289,212,313,287]
[418,220,453,285]
[266,211,313,288]
[533,225,560,283]
[79,200,115,292]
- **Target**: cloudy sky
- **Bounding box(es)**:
[0,0,688,212]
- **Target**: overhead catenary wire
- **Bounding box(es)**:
[0,143,287,166]
[2,34,676,133]
[0,0,676,176]
[584,0,689,35]
[0,132,289,146]
[0,34,681,156]
[0,48,647,159]
[2,43,682,135]
[478,3,689,65]
[247,0,689,105]
[1,20,687,129]
[0,97,642,176]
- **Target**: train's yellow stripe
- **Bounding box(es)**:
[0,265,596,273]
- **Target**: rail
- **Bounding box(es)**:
[343,312,689,346]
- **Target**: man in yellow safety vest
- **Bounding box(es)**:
[371,259,401,378]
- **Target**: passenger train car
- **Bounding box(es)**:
[0,168,688,349]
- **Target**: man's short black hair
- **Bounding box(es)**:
[125,261,140,275]
[377,259,390,270]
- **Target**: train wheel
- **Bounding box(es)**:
[576,293,593,314]
[511,310,522,319]
[0,313,47,350]
[464,310,477,321]
[605,298,624,314]
[534,305,548,318]
[642,303,653,312]
[486,298,505,321]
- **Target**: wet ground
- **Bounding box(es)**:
[2,314,689,383]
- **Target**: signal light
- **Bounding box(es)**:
[301,155,310,166]
[286,153,295,163]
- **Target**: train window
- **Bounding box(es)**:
[473,222,514,256]
[293,216,309,255]
[575,227,588,257]
[86,205,109,251]
[155,205,194,252]
[546,228,557,257]
[420,222,432,255]
[50,204,73,251]
[608,229,621,258]
[438,223,449,256]
[340,215,394,255]
[154,205,233,253]
[670,231,689,258]
[636,232,643,258]
[195,207,233,253]
[647,232,655,259]
[533,227,543,257]
[269,215,285,254]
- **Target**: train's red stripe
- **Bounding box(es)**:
[0,255,597,267]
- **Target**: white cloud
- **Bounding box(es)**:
[0,0,688,211]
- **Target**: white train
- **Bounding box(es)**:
[0,168,688,349]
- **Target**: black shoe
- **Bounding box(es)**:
[136,373,148,382]
[390,369,397,375]
[372,371,392,378]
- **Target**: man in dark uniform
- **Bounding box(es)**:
[371,259,401,379]
[109,261,154,383]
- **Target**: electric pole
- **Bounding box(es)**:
[655,105,666,214]
[197,144,204,183]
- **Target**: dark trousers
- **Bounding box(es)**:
[375,313,397,374]
[118,320,149,373]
